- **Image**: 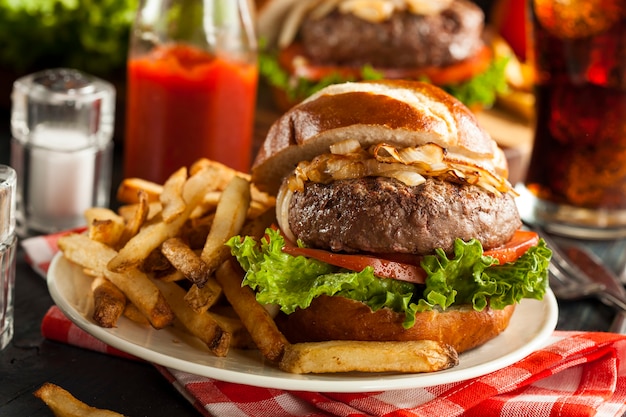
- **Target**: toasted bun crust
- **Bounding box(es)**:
[252,80,506,195]
[276,296,516,353]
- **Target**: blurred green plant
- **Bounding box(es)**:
[0,0,137,76]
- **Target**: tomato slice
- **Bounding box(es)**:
[281,239,427,284]
[278,43,493,86]
[278,229,539,284]
[484,230,540,265]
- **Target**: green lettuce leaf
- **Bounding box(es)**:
[227,229,417,319]
[417,238,551,312]
[258,46,508,108]
[258,47,383,103]
[227,228,551,329]
[440,55,510,108]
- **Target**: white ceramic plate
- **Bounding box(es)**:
[47,253,558,393]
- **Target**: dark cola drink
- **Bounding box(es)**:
[521,0,626,237]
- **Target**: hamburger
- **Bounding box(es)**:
[257,0,509,111]
[228,80,551,354]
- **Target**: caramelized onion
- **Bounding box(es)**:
[276,184,296,242]
[381,170,426,186]
[330,138,362,155]
[287,142,515,195]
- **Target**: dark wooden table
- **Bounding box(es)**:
[0,98,619,416]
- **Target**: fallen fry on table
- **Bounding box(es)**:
[116,177,162,204]
[215,259,289,363]
[58,233,174,329]
[280,340,459,374]
[34,382,126,417]
[91,276,126,328]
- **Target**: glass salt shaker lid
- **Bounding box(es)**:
[10,68,116,149]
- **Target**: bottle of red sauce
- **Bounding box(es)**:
[124,0,258,183]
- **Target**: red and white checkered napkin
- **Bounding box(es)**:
[26,232,626,417]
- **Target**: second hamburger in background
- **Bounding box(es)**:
[257,0,509,111]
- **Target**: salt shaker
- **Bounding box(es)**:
[10,68,115,236]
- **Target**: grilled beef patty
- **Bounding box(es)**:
[288,176,521,255]
[299,0,485,68]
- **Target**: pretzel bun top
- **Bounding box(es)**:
[252,80,508,195]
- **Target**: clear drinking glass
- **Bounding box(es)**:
[0,165,17,350]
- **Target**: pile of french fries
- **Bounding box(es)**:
[58,158,458,374]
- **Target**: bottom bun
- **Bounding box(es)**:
[275,295,516,353]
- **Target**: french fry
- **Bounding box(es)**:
[140,248,173,274]
[200,176,251,278]
[215,260,289,363]
[34,382,125,417]
[209,311,256,349]
[160,166,187,223]
[59,234,111,271]
[117,201,162,223]
[58,234,174,329]
[189,159,274,217]
[104,268,173,329]
[161,237,210,285]
[116,177,162,204]
[157,268,186,283]
[190,158,248,183]
[117,189,150,249]
[123,302,150,326]
[240,207,277,240]
[279,340,459,374]
[190,191,222,219]
[85,207,124,223]
[85,207,126,248]
[107,166,218,273]
[91,276,126,328]
[152,278,231,356]
[184,281,222,313]
[250,186,276,215]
